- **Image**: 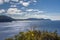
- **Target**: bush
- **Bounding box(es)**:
[5,30,60,40]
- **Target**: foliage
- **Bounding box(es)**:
[5,30,60,40]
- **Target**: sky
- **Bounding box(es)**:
[0,0,60,20]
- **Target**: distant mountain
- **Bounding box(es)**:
[0,15,14,22]
[14,18,51,21]
[26,18,44,20]
[26,18,51,20]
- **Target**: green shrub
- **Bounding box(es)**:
[5,30,60,40]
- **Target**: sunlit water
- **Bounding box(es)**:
[0,21,60,40]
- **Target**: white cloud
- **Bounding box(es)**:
[11,0,19,2]
[37,11,44,13]
[46,15,60,20]
[26,9,44,14]
[4,0,10,2]
[19,1,23,4]
[0,0,19,4]
[19,0,37,7]
[0,0,38,7]
[0,0,4,4]
[26,9,33,12]
[20,1,30,7]
[0,0,10,4]
[4,8,60,20]
[6,8,45,18]
[7,8,22,14]
[24,14,47,19]
[26,9,40,12]
[6,8,45,19]
[22,2,30,7]
[10,5,17,7]
[0,9,5,13]
[32,0,37,2]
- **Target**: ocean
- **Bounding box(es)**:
[0,21,60,40]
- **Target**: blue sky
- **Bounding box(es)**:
[0,0,60,20]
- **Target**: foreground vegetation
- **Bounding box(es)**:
[5,29,60,40]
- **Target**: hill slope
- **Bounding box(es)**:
[0,15,14,22]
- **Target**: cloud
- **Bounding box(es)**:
[32,0,37,2]
[5,8,45,19]
[1,8,59,20]
[20,1,30,7]
[19,0,37,7]
[4,0,19,3]
[26,9,44,14]
[26,9,33,12]
[0,0,4,4]
[22,2,30,7]
[0,0,19,4]
[26,9,39,12]
[22,10,47,19]
[10,5,17,7]
[4,0,10,2]
[0,9,5,13]
[7,8,22,14]
[6,8,46,19]
[46,15,60,20]
[0,0,37,7]
[0,0,10,4]
[11,0,19,2]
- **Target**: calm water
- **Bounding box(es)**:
[0,21,60,40]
